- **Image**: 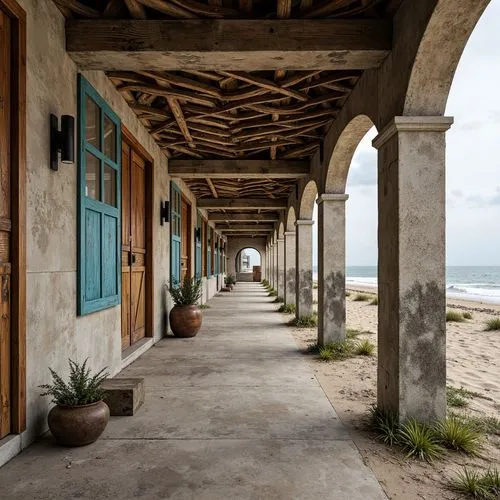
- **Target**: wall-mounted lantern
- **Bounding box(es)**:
[50,114,74,171]
[160,200,170,226]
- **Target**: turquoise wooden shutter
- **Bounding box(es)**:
[214,236,219,275]
[195,211,202,279]
[207,228,212,276]
[77,75,121,315]
[170,182,182,284]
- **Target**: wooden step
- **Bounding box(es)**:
[102,378,145,416]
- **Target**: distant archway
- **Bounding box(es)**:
[235,247,262,273]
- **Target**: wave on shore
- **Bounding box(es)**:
[342,277,500,305]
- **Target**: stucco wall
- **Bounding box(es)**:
[16,0,210,447]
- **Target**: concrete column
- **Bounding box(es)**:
[373,116,453,423]
[270,243,275,289]
[277,238,285,299]
[317,194,349,346]
[295,220,314,318]
[273,242,278,291]
[284,231,296,306]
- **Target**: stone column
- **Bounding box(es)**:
[317,194,349,346]
[284,231,296,306]
[273,241,279,291]
[270,243,275,290]
[277,238,285,299]
[373,116,453,423]
[295,220,314,318]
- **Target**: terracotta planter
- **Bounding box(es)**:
[48,400,110,447]
[226,284,234,290]
[169,304,202,338]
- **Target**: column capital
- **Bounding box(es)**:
[284,231,295,237]
[316,194,349,205]
[295,219,314,226]
[373,116,454,150]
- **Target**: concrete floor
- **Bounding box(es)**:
[0,283,386,499]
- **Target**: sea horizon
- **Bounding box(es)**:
[311,265,500,305]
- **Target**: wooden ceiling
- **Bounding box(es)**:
[54,0,400,20]
[56,0,400,230]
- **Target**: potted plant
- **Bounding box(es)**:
[39,359,110,447]
[225,274,236,290]
[168,276,203,338]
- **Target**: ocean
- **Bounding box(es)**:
[313,266,500,304]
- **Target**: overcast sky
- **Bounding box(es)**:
[314,0,500,267]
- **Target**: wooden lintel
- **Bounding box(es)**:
[197,198,287,210]
[66,19,392,71]
[169,160,309,179]
[208,212,280,222]
[216,224,274,231]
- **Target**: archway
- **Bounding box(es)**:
[235,247,262,273]
[298,180,318,220]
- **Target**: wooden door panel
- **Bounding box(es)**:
[121,142,130,249]
[181,199,189,281]
[0,10,11,438]
[131,152,145,252]
[131,266,145,344]
[121,266,130,349]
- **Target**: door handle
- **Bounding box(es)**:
[129,253,136,266]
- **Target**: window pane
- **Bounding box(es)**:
[104,165,116,206]
[104,115,116,161]
[86,97,100,149]
[85,152,100,200]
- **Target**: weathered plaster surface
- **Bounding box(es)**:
[295,221,314,318]
[317,195,348,345]
[284,232,296,306]
[276,238,285,299]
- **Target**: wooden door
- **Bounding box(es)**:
[121,141,147,349]
[170,182,181,284]
[0,9,12,438]
[181,197,191,281]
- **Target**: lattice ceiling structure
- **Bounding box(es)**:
[57,0,400,236]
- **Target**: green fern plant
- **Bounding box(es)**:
[168,276,203,306]
[39,359,109,406]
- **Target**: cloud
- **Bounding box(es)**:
[346,150,377,187]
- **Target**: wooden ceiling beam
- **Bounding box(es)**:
[208,212,280,222]
[169,160,309,179]
[66,19,392,71]
[197,198,288,210]
[216,225,275,232]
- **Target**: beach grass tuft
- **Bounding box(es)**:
[278,303,296,314]
[398,419,443,462]
[434,417,482,455]
[346,328,361,339]
[318,339,356,361]
[345,291,351,297]
[354,338,376,356]
[273,296,284,303]
[306,342,321,354]
[485,317,500,331]
[353,293,371,302]
[369,406,400,447]
[446,310,466,322]
[451,413,500,436]
[446,386,479,408]
[369,296,378,305]
[268,290,278,297]
[463,311,473,320]
[450,467,500,500]
[289,313,318,328]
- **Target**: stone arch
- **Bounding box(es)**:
[234,247,262,273]
[324,115,376,193]
[226,237,266,277]
[286,206,296,232]
[298,180,318,219]
[404,0,491,115]
[278,222,285,239]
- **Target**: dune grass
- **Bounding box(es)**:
[369,406,400,446]
[450,467,500,499]
[485,317,500,331]
[446,310,466,322]
[369,296,378,306]
[273,296,284,303]
[463,311,473,320]
[278,303,296,314]
[354,338,376,356]
[446,386,480,408]
[318,339,356,361]
[398,419,443,462]
[289,313,318,328]
[268,290,278,297]
[353,293,371,302]
[434,417,482,455]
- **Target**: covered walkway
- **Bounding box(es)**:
[0,283,385,499]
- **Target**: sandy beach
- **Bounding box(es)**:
[286,287,500,500]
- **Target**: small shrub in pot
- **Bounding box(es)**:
[168,276,203,337]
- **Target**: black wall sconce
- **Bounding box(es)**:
[160,200,170,226]
[50,114,74,171]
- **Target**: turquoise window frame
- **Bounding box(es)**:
[77,75,122,315]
